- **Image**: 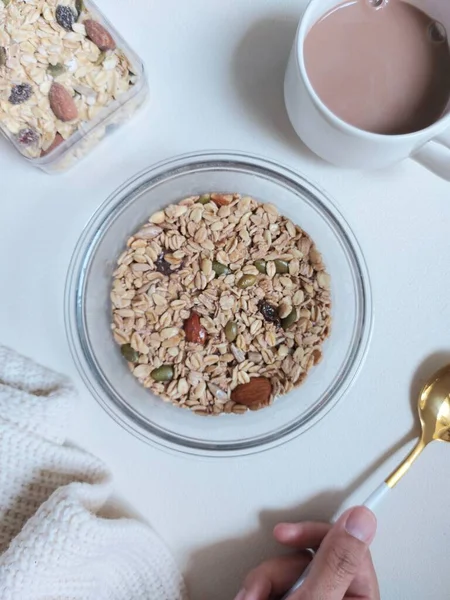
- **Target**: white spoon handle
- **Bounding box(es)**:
[280,483,390,599]
[362,482,390,512]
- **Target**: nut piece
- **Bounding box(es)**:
[231,377,272,410]
[121,344,139,363]
[254,259,267,274]
[274,259,289,274]
[49,83,78,122]
[41,133,64,157]
[237,274,257,289]
[212,261,230,277]
[184,312,207,344]
[151,365,174,382]
[211,193,233,207]
[281,308,298,331]
[84,19,116,51]
[225,320,238,343]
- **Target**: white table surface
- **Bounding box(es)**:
[2,1,450,598]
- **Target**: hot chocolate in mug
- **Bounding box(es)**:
[284,0,450,180]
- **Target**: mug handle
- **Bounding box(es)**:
[412,128,450,181]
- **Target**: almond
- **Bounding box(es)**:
[84,19,116,51]
[49,83,78,122]
[184,312,207,345]
[41,133,64,157]
[231,377,272,410]
[211,193,233,207]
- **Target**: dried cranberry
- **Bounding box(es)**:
[17,128,39,146]
[9,83,32,105]
[258,300,281,326]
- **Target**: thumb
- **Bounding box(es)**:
[298,507,377,600]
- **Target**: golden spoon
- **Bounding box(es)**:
[282,364,450,598]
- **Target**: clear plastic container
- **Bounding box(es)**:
[0,0,148,173]
[65,151,373,457]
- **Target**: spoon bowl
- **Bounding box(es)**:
[419,365,450,443]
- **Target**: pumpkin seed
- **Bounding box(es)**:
[281,308,298,331]
[212,261,230,277]
[95,51,106,66]
[275,259,289,274]
[151,365,174,382]
[225,320,238,342]
[47,63,66,77]
[237,274,257,289]
[0,47,6,68]
[75,0,84,16]
[254,259,267,274]
[197,194,211,204]
[121,344,139,363]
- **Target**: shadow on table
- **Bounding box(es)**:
[185,351,450,599]
[232,13,323,168]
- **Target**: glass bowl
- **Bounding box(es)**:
[65,151,372,456]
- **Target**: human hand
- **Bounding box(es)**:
[235,506,379,600]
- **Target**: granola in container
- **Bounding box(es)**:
[111,194,332,416]
[0,0,147,172]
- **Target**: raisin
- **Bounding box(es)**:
[155,253,173,276]
[9,83,32,105]
[258,300,281,325]
[17,128,39,146]
[55,5,75,31]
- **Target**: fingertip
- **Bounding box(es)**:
[274,522,303,541]
[344,506,377,544]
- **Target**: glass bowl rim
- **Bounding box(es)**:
[65,150,373,457]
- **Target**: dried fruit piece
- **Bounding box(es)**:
[197,194,211,205]
[225,321,238,343]
[0,47,6,68]
[211,193,233,207]
[212,261,230,277]
[155,253,173,276]
[274,259,289,274]
[281,308,298,331]
[184,312,207,344]
[41,133,64,157]
[49,83,78,122]
[9,83,32,105]
[231,377,272,410]
[47,63,66,77]
[56,5,76,31]
[151,365,174,382]
[258,299,280,325]
[254,259,267,274]
[17,128,39,146]
[121,344,139,363]
[237,274,257,289]
[84,19,116,51]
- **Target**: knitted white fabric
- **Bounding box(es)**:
[0,345,187,600]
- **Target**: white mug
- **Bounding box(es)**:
[284,0,450,180]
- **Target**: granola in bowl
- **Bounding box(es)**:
[111,193,332,416]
